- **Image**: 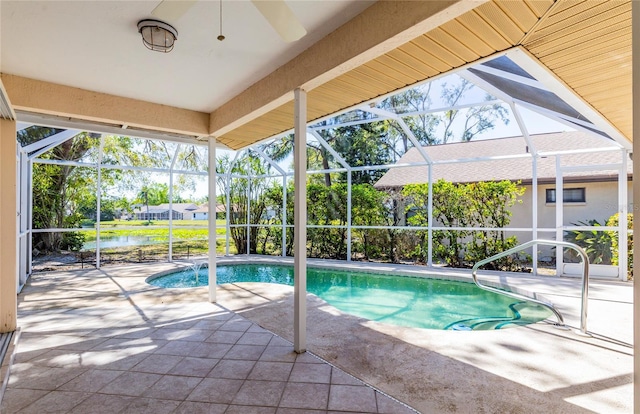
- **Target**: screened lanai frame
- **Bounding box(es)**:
[15,47,631,288]
[221,49,631,280]
[15,121,210,289]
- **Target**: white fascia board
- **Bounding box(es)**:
[506,47,631,150]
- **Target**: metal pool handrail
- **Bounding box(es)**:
[471,239,590,334]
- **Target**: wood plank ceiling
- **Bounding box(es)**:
[217,0,631,150]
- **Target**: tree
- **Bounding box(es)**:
[26,130,207,252]
[217,152,271,254]
[381,77,510,150]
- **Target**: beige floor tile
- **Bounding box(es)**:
[237,332,274,346]
[173,401,228,414]
[17,390,91,414]
[208,359,256,379]
[328,384,377,413]
[232,380,287,406]
[331,368,363,386]
[259,346,298,363]
[8,365,86,390]
[191,342,233,359]
[225,344,267,360]
[279,382,330,410]
[154,340,201,356]
[0,388,49,413]
[68,393,136,414]
[205,330,244,344]
[80,350,151,371]
[186,377,244,404]
[98,371,162,397]
[226,405,277,414]
[219,319,253,332]
[150,328,211,342]
[168,356,219,377]
[289,362,332,383]
[131,353,183,374]
[119,397,181,414]
[249,361,294,381]
[375,392,417,414]
[59,369,124,392]
[143,375,203,400]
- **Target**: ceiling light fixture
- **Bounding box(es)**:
[137,19,178,53]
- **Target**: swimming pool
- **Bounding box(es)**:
[147,264,552,330]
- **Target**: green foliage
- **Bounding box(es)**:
[402,179,526,270]
[565,220,613,265]
[61,231,85,251]
[607,213,633,279]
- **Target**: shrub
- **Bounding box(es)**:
[607,213,633,279]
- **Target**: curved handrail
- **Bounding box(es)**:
[471,239,590,333]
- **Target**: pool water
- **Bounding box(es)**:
[148,264,552,330]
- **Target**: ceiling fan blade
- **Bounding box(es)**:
[151,0,197,22]
[251,0,307,42]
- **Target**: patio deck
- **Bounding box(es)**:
[0,258,633,413]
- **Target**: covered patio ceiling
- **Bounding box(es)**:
[0,0,631,151]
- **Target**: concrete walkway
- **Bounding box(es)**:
[1,258,634,413]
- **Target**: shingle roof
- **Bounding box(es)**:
[374,131,631,189]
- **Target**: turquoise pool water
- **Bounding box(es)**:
[147,264,551,330]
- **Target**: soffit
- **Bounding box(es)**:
[219,0,631,151]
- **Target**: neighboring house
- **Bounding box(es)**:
[193,205,209,220]
[133,203,199,220]
[374,131,632,264]
[192,204,226,220]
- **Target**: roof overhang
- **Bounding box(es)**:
[1,0,631,150]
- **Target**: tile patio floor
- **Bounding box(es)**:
[0,257,634,413]
[0,263,416,413]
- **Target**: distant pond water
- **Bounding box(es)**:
[82,236,160,250]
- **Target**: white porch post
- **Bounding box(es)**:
[618,150,628,281]
[427,163,433,267]
[282,175,287,257]
[95,136,104,269]
[168,144,181,262]
[633,0,639,407]
[532,156,538,275]
[208,138,217,302]
[293,88,307,353]
[18,151,28,286]
[555,156,563,276]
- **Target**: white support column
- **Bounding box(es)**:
[19,152,28,286]
[633,1,640,406]
[427,163,433,267]
[347,171,352,261]
[95,136,104,269]
[531,156,539,275]
[293,88,307,353]
[618,150,629,281]
[512,103,538,273]
[27,159,33,277]
[168,145,181,262]
[555,156,563,276]
[208,138,217,302]
[246,178,251,254]
[282,175,287,257]
[225,173,231,256]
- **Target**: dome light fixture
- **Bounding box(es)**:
[137,19,178,53]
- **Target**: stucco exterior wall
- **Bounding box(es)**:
[507,180,632,261]
[509,180,633,229]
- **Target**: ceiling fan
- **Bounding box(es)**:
[150,0,307,43]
